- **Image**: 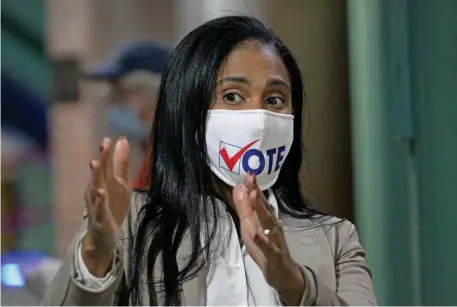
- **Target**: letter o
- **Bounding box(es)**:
[242,149,265,175]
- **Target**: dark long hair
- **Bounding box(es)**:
[129,15,320,305]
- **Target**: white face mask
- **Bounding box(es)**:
[206,109,294,191]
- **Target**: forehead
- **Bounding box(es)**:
[218,41,289,81]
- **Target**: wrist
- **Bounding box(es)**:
[81,234,114,278]
[277,263,305,306]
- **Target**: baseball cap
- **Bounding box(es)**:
[85,41,170,80]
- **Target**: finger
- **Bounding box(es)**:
[233,184,254,220]
[252,189,277,229]
[245,173,269,205]
[112,137,130,182]
[245,172,256,192]
[240,219,265,266]
[245,174,277,229]
[253,232,281,259]
[87,160,103,216]
[99,137,112,180]
[91,159,103,190]
[84,161,94,205]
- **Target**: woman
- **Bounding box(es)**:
[43,16,377,306]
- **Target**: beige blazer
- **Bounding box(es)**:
[42,193,377,306]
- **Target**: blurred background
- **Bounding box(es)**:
[1,0,456,305]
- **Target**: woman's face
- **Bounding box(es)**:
[211,41,292,115]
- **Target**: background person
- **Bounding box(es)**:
[85,41,169,188]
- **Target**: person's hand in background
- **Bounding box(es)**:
[82,137,131,277]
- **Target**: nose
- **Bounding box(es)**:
[250,95,267,110]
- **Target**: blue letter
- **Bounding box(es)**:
[266,148,276,174]
[242,149,265,175]
[274,146,285,172]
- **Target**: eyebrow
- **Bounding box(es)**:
[217,76,291,91]
[217,76,250,85]
[268,78,291,91]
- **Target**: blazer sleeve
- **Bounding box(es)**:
[300,220,378,306]
[41,216,125,306]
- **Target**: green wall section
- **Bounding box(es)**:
[348,0,457,305]
[2,0,50,99]
[347,0,390,302]
[2,0,46,40]
[410,0,457,304]
[347,1,416,304]
[1,30,50,99]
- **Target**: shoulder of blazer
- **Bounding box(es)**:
[280,213,354,261]
[318,216,354,260]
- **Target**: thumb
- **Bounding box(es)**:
[233,184,254,220]
[112,137,130,182]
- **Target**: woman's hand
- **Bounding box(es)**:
[81,137,132,277]
[233,173,305,306]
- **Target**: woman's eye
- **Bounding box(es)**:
[223,93,244,104]
[265,96,284,108]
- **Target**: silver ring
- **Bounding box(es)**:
[262,220,282,235]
